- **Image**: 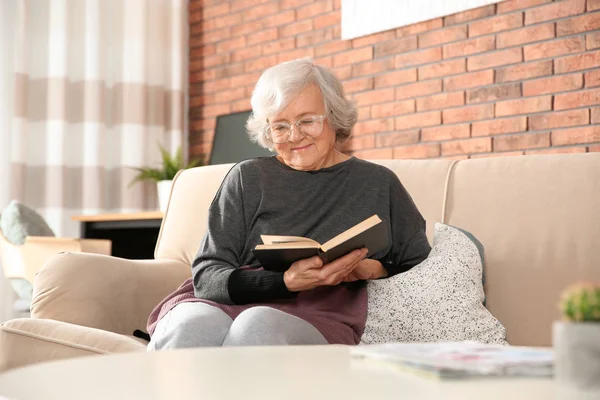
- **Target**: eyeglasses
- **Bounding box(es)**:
[266,114,327,144]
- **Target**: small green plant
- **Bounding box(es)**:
[128,144,204,187]
[560,283,600,322]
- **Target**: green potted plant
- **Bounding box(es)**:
[553,283,600,391]
[129,144,204,212]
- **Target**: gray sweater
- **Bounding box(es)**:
[192,156,431,305]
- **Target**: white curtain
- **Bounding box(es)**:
[0,0,188,322]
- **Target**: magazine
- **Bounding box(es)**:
[351,341,554,379]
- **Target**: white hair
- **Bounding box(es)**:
[246,58,358,150]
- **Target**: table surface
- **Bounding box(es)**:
[71,211,164,222]
[0,345,595,400]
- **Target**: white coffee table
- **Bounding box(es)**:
[0,345,592,400]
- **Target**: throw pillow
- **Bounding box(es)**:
[360,223,507,345]
[0,200,55,245]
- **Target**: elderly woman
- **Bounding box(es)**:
[146,59,431,349]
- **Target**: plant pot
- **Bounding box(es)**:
[553,320,600,391]
[156,180,173,212]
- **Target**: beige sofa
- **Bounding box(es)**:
[1,153,599,372]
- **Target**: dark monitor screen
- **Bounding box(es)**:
[209,110,273,165]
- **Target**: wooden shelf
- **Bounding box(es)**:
[71,211,164,222]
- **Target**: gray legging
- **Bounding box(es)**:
[147,302,328,350]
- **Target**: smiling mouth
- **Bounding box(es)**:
[291,144,312,151]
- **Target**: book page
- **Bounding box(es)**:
[260,235,320,245]
[321,215,381,252]
[255,242,321,250]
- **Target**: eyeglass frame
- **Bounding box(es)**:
[265,114,328,144]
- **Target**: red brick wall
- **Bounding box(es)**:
[189,0,600,160]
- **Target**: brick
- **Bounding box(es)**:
[216,36,246,53]
[444,70,495,91]
[393,144,441,159]
[524,36,585,61]
[396,80,443,100]
[557,12,600,36]
[443,104,494,123]
[590,144,600,151]
[442,137,492,155]
[199,13,242,31]
[245,54,278,72]
[395,47,442,68]
[297,1,333,19]
[341,135,375,151]
[357,106,370,120]
[555,88,600,110]
[262,38,296,55]
[371,100,416,118]
[230,0,269,12]
[214,64,245,79]
[280,20,313,37]
[343,77,373,94]
[526,146,587,154]
[332,47,372,67]
[467,83,521,104]
[592,106,600,123]
[277,48,314,63]
[417,92,465,111]
[590,0,600,11]
[231,44,262,62]
[497,23,555,48]
[495,96,553,117]
[375,130,420,147]
[472,117,527,136]
[444,5,496,26]
[496,60,553,83]
[199,28,230,45]
[314,56,333,68]
[230,72,260,88]
[353,118,394,136]
[353,147,393,159]
[497,0,553,13]
[418,26,467,48]
[203,2,230,19]
[585,69,600,87]
[525,0,586,24]
[418,59,466,80]
[552,126,600,145]
[523,73,584,96]
[494,132,551,151]
[352,59,395,77]
[421,124,470,141]
[315,41,352,57]
[213,87,246,103]
[374,69,417,88]
[202,78,230,93]
[201,103,231,118]
[468,13,523,37]
[353,88,395,106]
[443,36,495,59]
[247,28,279,45]
[588,32,600,50]
[396,18,443,37]
[470,151,524,158]
[468,48,522,71]
[280,0,313,8]
[263,10,296,29]
[352,31,395,48]
[374,37,418,58]
[395,111,442,130]
[529,109,589,130]
[555,50,600,73]
[230,20,265,37]
[314,12,340,29]
[245,2,280,21]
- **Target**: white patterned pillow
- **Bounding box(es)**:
[361,223,507,345]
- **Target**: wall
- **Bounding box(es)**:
[189,0,600,160]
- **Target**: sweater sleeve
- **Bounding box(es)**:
[191,166,295,305]
[381,175,432,278]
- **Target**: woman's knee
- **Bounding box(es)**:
[148,303,233,350]
[223,307,327,346]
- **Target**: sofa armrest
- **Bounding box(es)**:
[31,252,191,336]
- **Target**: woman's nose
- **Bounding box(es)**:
[288,123,304,142]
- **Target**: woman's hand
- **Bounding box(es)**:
[283,248,368,292]
[341,258,388,282]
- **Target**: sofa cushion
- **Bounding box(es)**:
[0,200,55,245]
[0,318,146,372]
[361,223,507,345]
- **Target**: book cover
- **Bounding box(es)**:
[252,214,389,272]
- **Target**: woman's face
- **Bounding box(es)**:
[269,84,338,171]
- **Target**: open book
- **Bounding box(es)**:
[252,214,389,272]
[351,341,554,380]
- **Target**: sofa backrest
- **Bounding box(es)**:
[156,153,600,347]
